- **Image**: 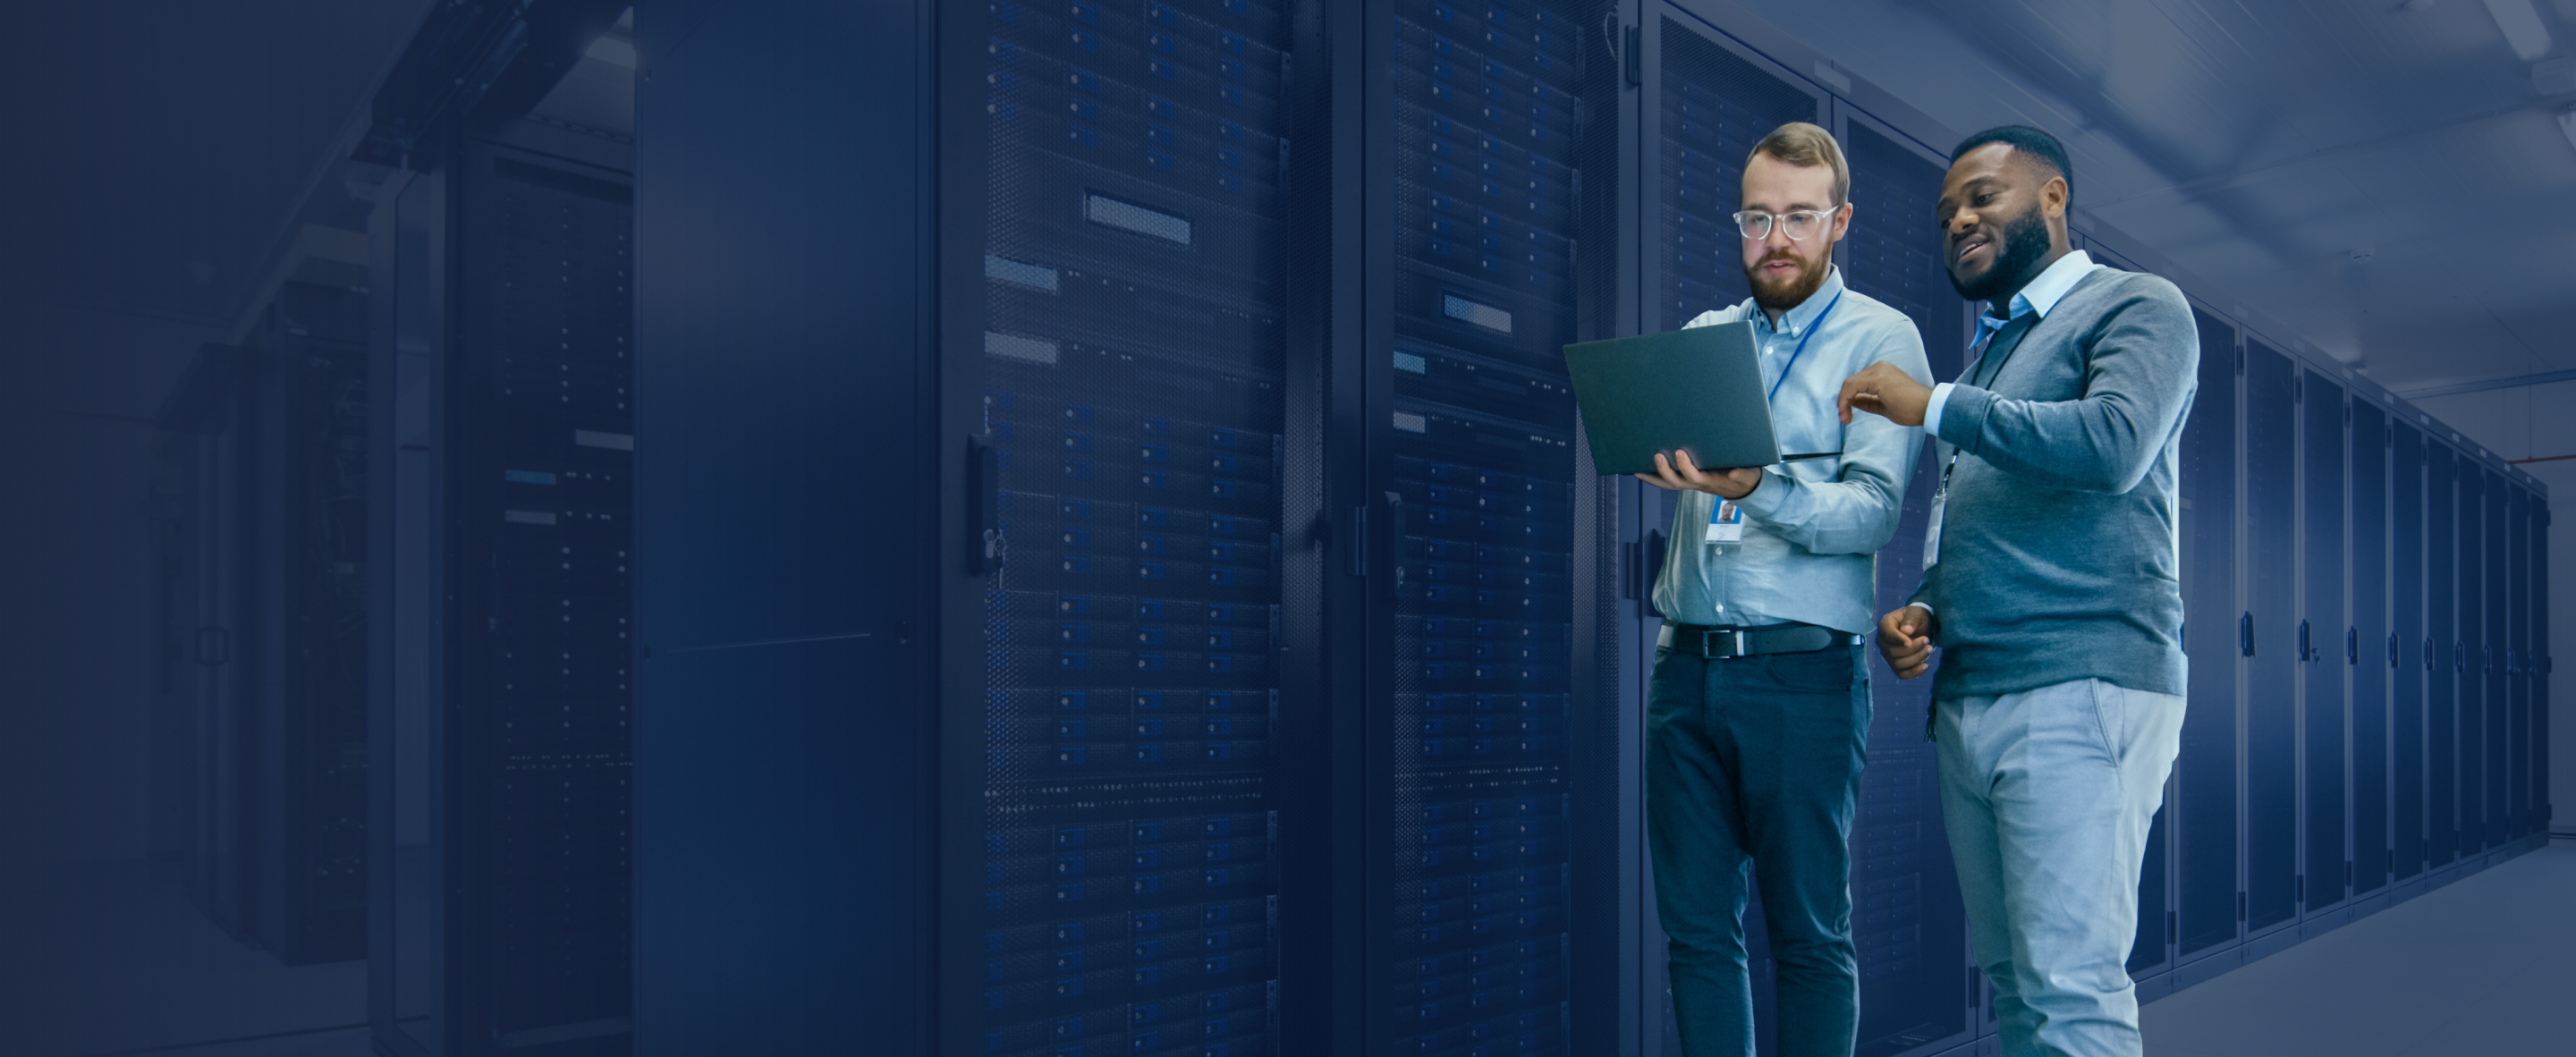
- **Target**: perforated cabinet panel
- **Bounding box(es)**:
[979,2,1292,1053]
[453,142,638,1052]
[1383,1,1589,1053]
[1656,22,1818,334]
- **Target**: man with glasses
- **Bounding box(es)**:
[1839,125,2198,1057]
[1634,121,1930,1057]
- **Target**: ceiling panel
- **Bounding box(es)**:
[1730,0,2576,393]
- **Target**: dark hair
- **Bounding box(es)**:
[1953,125,2072,203]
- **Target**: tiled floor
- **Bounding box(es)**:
[2140,839,2576,1057]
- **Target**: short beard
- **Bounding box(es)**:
[1747,247,1832,315]
[1948,206,2051,303]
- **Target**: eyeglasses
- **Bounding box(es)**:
[1731,208,1837,241]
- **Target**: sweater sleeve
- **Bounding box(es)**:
[1933,277,2199,495]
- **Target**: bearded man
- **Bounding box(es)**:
[1633,121,1930,1057]
[1839,125,2199,1057]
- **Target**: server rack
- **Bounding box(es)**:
[2174,309,2240,963]
[2300,368,2346,917]
[369,118,638,1057]
[2391,423,2424,883]
[975,1,1300,1052]
[2427,443,2460,869]
[243,285,376,966]
[2241,340,2297,936]
[149,282,375,967]
[2481,470,2508,850]
[2452,456,2472,860]
[2350,399,2387,901]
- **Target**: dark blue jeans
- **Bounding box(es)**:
[1648,640,1869,1057]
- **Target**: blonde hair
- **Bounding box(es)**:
[1746,122,1850,206]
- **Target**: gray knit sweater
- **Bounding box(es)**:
[1913,267,2200,699]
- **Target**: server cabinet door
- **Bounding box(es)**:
[2508,486,2531,840]
[2241,342,2296,933]
[2425,446,2458,868]
[1835,109,1977,1054]
[2532,499,2551,838]
[970,1,1297,1053]
[2176,310,2240,957]
[1376,0,1602,1052]
[2350,402,2387,895]
[2390,424,2425,880]
[2484,470,2510,848]
[2300,371,2345,914]
[2456,465,2484,855]
[1645,9,1824,335]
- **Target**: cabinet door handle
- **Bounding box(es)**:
[2240,613,2254,657]
[970,436,1002,575]
[1382,491,1408,602]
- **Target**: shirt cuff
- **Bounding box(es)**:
[1732,467,1789,520]
[1924,382,1955,436]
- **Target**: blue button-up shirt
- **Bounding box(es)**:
[1651,266,1933,635]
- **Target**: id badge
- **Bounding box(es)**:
[1706,500,1745,544]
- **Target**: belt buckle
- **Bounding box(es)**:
[1701,628,1747,658]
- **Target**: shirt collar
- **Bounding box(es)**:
[1753,266,1846,339]
[1987,249,2095,323]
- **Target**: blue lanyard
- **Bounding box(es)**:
[1767,286,1844,404]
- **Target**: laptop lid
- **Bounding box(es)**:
[1562,321,1783,476]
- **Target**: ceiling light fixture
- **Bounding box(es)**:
[2480,0,2555,62]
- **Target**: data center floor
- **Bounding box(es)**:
[0,860,364,1057]
[2140,838,2576,1057]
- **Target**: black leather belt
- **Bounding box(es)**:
[1660,622,1858,659]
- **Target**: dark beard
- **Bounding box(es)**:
[1748,249,1831,314]
[1948,205,2051,303]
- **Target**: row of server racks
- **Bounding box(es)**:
[315,0,2552,1054]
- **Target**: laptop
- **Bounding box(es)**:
[1561,320,1836,476]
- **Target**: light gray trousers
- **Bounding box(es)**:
[1936,678,2185,1057]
